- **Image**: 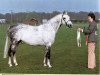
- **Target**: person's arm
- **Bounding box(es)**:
[83,24,94,34]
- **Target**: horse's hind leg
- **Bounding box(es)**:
[12,40,21,66]
[13,52,18,66]
[8,45,12,67]
[8,43,17,67]
[8,39,21,67]
[12,44,18,66]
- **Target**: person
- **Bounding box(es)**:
[80,13,97,69]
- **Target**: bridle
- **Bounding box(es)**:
[60,14,71,28]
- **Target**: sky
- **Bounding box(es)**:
[0,0,99,14]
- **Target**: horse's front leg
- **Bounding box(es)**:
[43,57,47,66]
[44,46,52,68]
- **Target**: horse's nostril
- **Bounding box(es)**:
[69,25,72,28]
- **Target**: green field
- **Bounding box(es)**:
[0,22,99,74]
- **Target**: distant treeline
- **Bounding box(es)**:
[0,11,100,23]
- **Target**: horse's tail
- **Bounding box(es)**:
[4,33,9,58]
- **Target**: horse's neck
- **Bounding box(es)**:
[46,15,62,33]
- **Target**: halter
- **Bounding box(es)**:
[60,14,71,27]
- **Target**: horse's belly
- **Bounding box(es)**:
[21,33,45,45]
[23,39,45,45]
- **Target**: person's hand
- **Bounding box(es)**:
[80,28,83,32]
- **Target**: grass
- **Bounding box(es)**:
[0,22,99,74]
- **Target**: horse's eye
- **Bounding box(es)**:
[63,18,66,20]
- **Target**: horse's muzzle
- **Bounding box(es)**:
[67,24,72,28]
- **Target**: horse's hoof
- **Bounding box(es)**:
[15,63,18,66]
[44,64,47,67]
[9,65,12,67]
[48,65,52,68]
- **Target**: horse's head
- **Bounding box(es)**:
[61,11,73,28]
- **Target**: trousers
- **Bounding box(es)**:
[88,43,96,69]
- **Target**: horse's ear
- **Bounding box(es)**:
[63,11,67,15]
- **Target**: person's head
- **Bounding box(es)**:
[88,13,95,22]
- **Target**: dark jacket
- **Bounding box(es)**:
[83,21,97,43]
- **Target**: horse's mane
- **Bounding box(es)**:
[47,14,62,22]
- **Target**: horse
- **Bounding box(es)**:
[4,12,73,68]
